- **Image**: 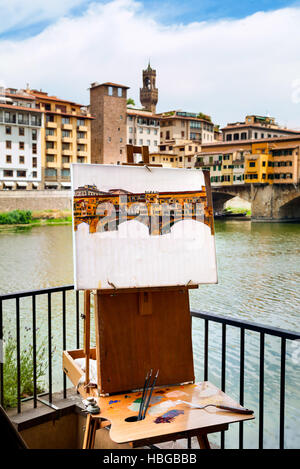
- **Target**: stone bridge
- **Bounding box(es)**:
[212,184,300,221]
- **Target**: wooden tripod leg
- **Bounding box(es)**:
[197,434,211,449]
[84,290,91,390]
[83,414,99,449]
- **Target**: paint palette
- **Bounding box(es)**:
[90,381,254,445]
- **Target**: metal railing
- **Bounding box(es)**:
[0,285,299,449]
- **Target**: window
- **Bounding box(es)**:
[19,127,25,136]
[77,119,85,127]
[261,133,264,138]
[234,133,239,140]
[61,169,70,178]
[62,143,70,150]
[45,168,57,177]
[19,156,25,164]
[147,140,150,146]
[107,137,111,143]
[120,138,123,143]
[139,128,143,134]
[6,155,12,163]
[179,157,183,162]
[152,157,155,162]
[129,127,133,133]
[117,88,122,97]
[45,104,51,111]
[62,117,70,125]
[32,143,37,154]
[154,129,158,135]
[32,171,37,178]
[46,128,54,136]
[189,146,192,151]
[154,140,157,146]
[4,170,13,177]
[241,132,247,140]
[139,139,143,145]
[46,141,54,149]
[108,86,113,96]
[77,132,85,139]
[147,128,150,134]
[181,131,185,137]
[249,162,256,167]
[62,130,71,137]
[46,155,55,162]
[19,142,24,150]
[6,126,11,135]
[46,114,54,123]
[254,132,258,139]
[262,161,266,167]
[6,141,12,149]
[62,156,70,164]
[32,157,37,168]
[226,134,232,141]
[17,170,26,177]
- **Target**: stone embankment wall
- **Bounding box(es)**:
[0,190,72,212]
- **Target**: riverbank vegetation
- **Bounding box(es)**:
[0,209,72,229]
[3,335,47,409]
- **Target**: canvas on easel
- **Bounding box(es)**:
[69,163,217,395]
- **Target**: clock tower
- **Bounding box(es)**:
[140,62,158,113]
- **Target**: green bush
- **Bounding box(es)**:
[3,336,47,409]
[0,210,32,225]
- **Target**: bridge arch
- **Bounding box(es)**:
[278,195,300,220]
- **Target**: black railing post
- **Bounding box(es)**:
[221,323,226,449]
[48,293,52,404]
[0,298,3,408]
[16,297,21,413]
[204,319,208,381]
[239,328,245,449]
[259,332,265,449]
[62,290,67,399]
[279,338,286,449]
[32,294,37,408]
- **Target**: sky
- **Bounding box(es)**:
[0,0,300,128]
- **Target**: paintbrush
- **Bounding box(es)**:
[142,369,159,420]
[138,370,151,421]
[179,400,253,415]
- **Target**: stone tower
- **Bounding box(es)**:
[140,62,158,113]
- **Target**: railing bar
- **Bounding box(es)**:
[0,284,74,301]
[48,293,52,404]
[221,323,226,449]
[239,328,245,449]
[204,319,208,381]
[191,310,300,341]
[32,295,37,408]
[0,298,3,407]
[76,290,80,349]
[62,290,67,399]
[279,338,286,449]
[259,332,265,449]
[16,297,21,413]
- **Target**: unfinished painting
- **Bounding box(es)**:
[71,164,217,290]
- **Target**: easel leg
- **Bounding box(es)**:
[197,434,211,449]
[83,414,99,449]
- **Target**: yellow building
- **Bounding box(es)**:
[245,142,273,184]
[27,89,93,189]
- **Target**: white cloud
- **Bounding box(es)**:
[0,0,87,34]
[0,0,300,128]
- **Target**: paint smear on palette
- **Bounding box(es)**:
[128,396,163,412]
[165,390,188,398]
[154,410,184,424]
[196,383,218,397]
[109,400,120,405]
[148,400,181,416]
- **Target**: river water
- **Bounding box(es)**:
[0,221,299,448]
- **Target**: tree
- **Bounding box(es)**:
[127,98,135,106]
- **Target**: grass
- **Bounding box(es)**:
[0,209,72,230]
[225,206,251,216]
[3,335,47,409]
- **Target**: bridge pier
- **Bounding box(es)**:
[212,184,300,222]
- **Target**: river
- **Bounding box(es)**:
[0,221,299,448]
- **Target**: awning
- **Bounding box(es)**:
[16,182,27,187]
[32,182,39,187]
[45,182,58,187]
[61,182,71,187]
[3,182,14,186]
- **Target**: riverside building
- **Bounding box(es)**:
[0,88,43,190]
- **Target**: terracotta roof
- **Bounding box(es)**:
[91,82,130,90]
[3,92,35,100]
[202,135,300,148]
[29,90,84,107]
[127,109,161,119]
[221,123,299,133]
[0,103,43,113]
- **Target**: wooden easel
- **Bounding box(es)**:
[80,149,198,444]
